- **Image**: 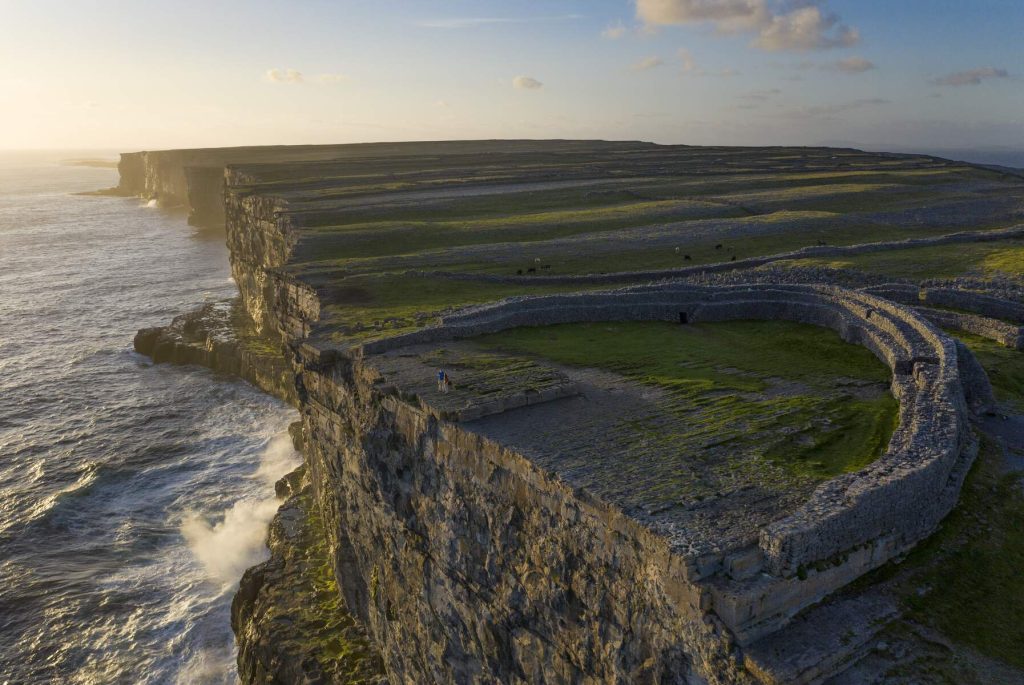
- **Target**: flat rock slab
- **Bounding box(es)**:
[459,363,818,560]
[368,341,578,421]
[743,591,900,685]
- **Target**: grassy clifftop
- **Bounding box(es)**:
[223,142,1024,345]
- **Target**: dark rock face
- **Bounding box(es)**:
[297,358,751,685]
[132,298,299,406]
[232,467,386,685]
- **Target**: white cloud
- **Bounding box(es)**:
[675,49,736,77]
[513,75,543,90]
[754,6,858,52]
[265,68,303,83]
[602,21,628,39]
[932,67,1009,87]
[636,0,767,30]
[635,0,859,52]
[832,56,875,73]
[435,100,450,108]
[632,56,665,71]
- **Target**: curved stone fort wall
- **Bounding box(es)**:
[351,284,977,630]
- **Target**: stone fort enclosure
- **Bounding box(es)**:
[348,283,980,640]
[120,141,1024,684]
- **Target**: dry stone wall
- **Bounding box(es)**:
[341,282,980,648]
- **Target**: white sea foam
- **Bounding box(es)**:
[174,644,237,685]
[251,432,298,486]
[181,432,299,586]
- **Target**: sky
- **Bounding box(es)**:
[0,0,1021,156]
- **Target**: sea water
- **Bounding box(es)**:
[0,152,298,684]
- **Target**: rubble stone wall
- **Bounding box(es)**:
[353,283,975,581]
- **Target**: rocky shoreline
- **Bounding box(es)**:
[133,299,380,683]
[232,462,386,685]
[133,299,299,406]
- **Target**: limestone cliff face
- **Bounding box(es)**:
[232,464,387,685]
[223,178,318,340]
[115,150,225,226]
[294,352,751,684]
[133,299,298,406]
[218,180,752,683]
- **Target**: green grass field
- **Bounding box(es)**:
[784,240,1024,281]
[473,320,897,479]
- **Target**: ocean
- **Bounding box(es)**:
[0,153,298,684]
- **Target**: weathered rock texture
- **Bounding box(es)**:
[133,299,299,405]
[232,466,387,684]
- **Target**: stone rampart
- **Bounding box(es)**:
[915,306,1024,350]
[350,284,975,592]
[921,287,1024,324]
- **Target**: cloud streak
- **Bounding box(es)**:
[512,75,543,90]
[673,49,737,77]
[632,56,665,71]
[265,68,303,83]
[635,0,859,52]
[788,97,889,119]
[932,67,1009,87]
[602,21,628,39]
[830,56,876,73]
[265,69,348,85]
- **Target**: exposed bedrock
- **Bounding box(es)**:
[223,186,319,340]
[133,299,299,406]
[299,355,751,684]
[232,466,386,685]
[116,150,198,209]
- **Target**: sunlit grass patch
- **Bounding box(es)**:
[472,320,896,478]
[784,239,1024,280]
[955,332,1024,412]
[899,438,1024,670]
